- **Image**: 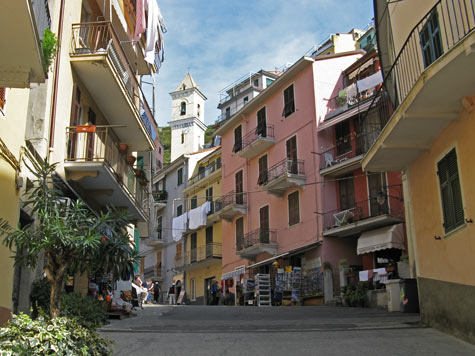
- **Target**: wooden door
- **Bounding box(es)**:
[259,205,269,243]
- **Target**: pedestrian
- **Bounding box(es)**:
[210,280,218,305]
[175,280,182,304]
[153,282,161,304]
[168,283,176,305]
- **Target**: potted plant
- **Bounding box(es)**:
[134,168,145,179]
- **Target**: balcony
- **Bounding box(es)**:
[235,124,275,159]
[175,254,185,270]
[144,230,165,247]
[260,159,306,197]
[187,160,222,188]
[218,72,261,106]
[183,243,222,270]
[70,22,155,151]
[143,266,165,280]
[0,0,50,87]
[319,127,390,177]
[322,193,404,238]
[64,126,148,221]
[152,190,167,211]
[236,228,278,258]
[216,191,247,221]
[364,0,475,171]
[185,200,222,234]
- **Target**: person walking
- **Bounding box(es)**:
[175,280,182,305]
[168,283,176,305]
[153,282,161,304]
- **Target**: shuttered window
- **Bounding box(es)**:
[177,167,183,185]
[256,107,267,137]
[233,125,242,153]
[437,149,464,233]
[283,84,295,117]
[235,217,244,250]
[258,155,268,185]
[0,88,6,110]
[288,191,300,226]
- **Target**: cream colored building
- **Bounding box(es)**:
[365,0,475,343]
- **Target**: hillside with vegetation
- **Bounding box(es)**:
[158,126,171,165]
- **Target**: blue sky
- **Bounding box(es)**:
[151,0,375,128]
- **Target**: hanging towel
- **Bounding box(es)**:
[145,0,159,64]
[359,270,369,282]
[356,71,383,92]
[346,83,357,100]
[134,0,146,41]
[188,205,203,230]
[172,213,187,241]
[373,268,387,282]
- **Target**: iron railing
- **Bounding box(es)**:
[70,22,156,139]
[144,265,165,279]
[236,228,277,252]
[321,188,404,231]
[259,158,305,185]
[186,243,222,265]
[366,0,475,132]
[236,124,275,153]
[218,72,260,104]
[65,126,148,214]
[216,190,247,209]
[152,190,168,203]
[31,0,51,40]
[188,160,222,186]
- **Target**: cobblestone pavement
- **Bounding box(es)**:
[99,305,475,356]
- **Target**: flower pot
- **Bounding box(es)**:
[126,155,136,165]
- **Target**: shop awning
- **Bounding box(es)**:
[246,252,290,270]
[222,267,246,280]
[357,223,405,255]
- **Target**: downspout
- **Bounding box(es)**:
[48,0,66,157]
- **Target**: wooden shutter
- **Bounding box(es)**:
[235,170,243,204]
[0,88,6,110]
[438,149,464,232]
[233,125,242,152]
[257,107,267,137]
[283,84,295,117]
[258,155,268,185]
[286,136,298,174]
[288,191,300,226]
[235,217,244,250]
[206,226,213,257]
[177,167,183,185]
[259,206,270,243]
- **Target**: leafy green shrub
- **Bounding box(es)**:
[42,28,59,72]
[61,293,108,329]
[0,313,112,356]
[344,282,368,307]
[30,278,51,318]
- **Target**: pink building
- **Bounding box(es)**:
[215,51,365,304]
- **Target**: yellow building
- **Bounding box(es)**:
[181,147,222,305]
[0,0,50,325]
[365,0,475,343]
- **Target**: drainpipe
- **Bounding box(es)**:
[48,0,66,157]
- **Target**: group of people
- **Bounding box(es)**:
[132,275,161,305]
[167,280,182,305]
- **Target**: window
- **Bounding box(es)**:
[288,191,300,226]
[157,216,162,239]
[177,205,183,217]
[256,107,267,137]
[233,125,242,153]
[191,196,198,209]
[159,147,162,154]
[0,88,6,111]
[235,170,243,204]
[420,10,443,68]
[258,155,268,185]
[339,174,355,211]
[206,226,213,257]
[283,84,295,117]
[176,242,182,258]
[197,104,201,117]
[259,205,270,243]
[335,120,351,156]
[243,96,249,105]
[286,136,298,174]
[266,78,274,87]
[190,278,196,300]
[368,173,388,216]
[206,186,214,213]
[253,79,259,87]
[181,133,185,144]
[177,167,183,185]
[190,232,197,262]
[225,107,231,119]
[438,149,464,233]
[180,101,186,115]
[235,217,244,249]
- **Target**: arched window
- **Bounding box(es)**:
[180,101,186,115]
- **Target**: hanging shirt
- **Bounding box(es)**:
[134,0,146,41]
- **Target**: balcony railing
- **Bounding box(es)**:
[236,228,277,252]
[260,159,305,185]
[188,160,222,186]
[70,22,155,138]
[152,190,168,203]
[186,243,222,265]
[237,124,275,153]
[322,191,404,232]
[65,126,147,213]
[31,0,51,40]
[318,128,390,171]
[216,191,247,209]
[366,0,475,129]
[218,72,260,105]
[144,265,165,279]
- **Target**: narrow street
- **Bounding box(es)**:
[99,305,475,356]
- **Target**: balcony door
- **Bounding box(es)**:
[235,170,243,204]
[190,233,197,263]
[368,172,389,216]
[256,107,267,137]
[68,85,82,159]
[286,136,298,174]
[259,205,270,243]
[338,174,355,212]
[206,226,213,258]
[335,120,351,157]
[206,187,214,214]
[86,108,96,161]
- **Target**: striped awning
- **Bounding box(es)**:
[222,267,246,280]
